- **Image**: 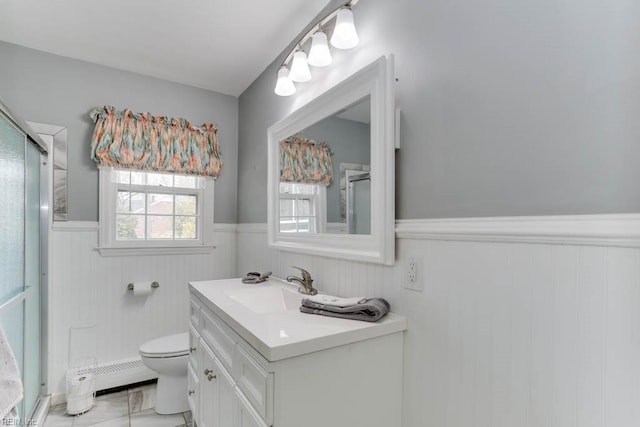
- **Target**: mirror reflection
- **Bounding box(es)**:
[278,96,370,235]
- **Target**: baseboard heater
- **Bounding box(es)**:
[93,357,157,391]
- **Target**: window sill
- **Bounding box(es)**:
[96,245,215,257]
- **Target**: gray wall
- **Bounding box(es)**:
[238,0,640,222]
[0,41,238,222]
[304,116,370,222]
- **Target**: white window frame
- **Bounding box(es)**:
[97,168,215,256]
[278,183,327,234]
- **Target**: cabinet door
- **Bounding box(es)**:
[214,355,236,427]
[200,339,237,427]
[199,341,218,427]
[234,388,269,427]
[187,363,199,422]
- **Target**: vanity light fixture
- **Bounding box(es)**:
[307,31,332,67]
[274,0,359,96]
[274,66,296,96]
[289,50,312,82]
[330,7,359,49]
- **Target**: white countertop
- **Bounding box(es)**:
[189,277,408,362]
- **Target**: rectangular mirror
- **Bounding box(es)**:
[268,55,395,265]
[278,95,371,235]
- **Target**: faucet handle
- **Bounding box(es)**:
[291,266,312,281]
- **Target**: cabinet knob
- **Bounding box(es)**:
[204,368,217,381]
[188,390,195,396]
[190,347,197,353]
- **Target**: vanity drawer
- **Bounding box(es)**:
[188,323,200,372]
[235,387,269,427]
[201,308,237,372]
[190,296,201,327]
[235,345,273,424]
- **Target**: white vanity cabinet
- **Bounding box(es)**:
[188,279,407,427]
[189,294,270,427]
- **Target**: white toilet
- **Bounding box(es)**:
[139,332,189,414]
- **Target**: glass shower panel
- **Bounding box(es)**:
[352,178,371,235]
[0,115,25,301]
[0,108,47,423]
[0,302,24,420]
[24,143,42,418]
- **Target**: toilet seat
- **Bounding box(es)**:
[139,332,189,358]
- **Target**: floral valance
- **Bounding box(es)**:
[279,136,333,186]
[90,106,222,178]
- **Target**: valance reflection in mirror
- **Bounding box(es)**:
[278,96,370,235]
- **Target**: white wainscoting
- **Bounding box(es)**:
[48,222,237,399]
[237,217,640,427]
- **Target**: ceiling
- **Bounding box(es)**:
[0,0,329,96]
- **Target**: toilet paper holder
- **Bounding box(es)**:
[127,281,160,291]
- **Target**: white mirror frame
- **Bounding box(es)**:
[267,55,395,265]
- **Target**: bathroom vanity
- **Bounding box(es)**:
[187,278,407,427]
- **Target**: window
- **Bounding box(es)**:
[98,168,214,255]
[279,182,326,233]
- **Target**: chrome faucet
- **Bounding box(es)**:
[286,266,318,295]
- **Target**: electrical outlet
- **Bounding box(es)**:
[404,255,423,292]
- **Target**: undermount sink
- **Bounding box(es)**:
[225,285,303,314]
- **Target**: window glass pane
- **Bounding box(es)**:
[148,193,174,214]
[279,218,297,233]
[117,191,145,213]
[131,171,146,185]
[175,195,197,215]
[115,170,130,184]
[280,199,295,217]
[117,214,144,239]
[148,216,174,239]
[174,175,197,189]
[147,172,173,187]
[297,218,311,233]
[175,216,197,239]
[296,199,311,216]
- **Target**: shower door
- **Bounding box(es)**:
[0,108,47,422]
[346,171,371,235]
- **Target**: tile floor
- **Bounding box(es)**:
[43,383,192,427]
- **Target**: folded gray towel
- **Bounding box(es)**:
[300,298,390,322]
[241,271,272,284]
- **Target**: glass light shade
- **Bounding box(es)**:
[330,8,359,49]
[274,66,296,96]
[307,31,332,67]
[289,51,312,82]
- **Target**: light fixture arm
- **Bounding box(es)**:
[280,0,359,68]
